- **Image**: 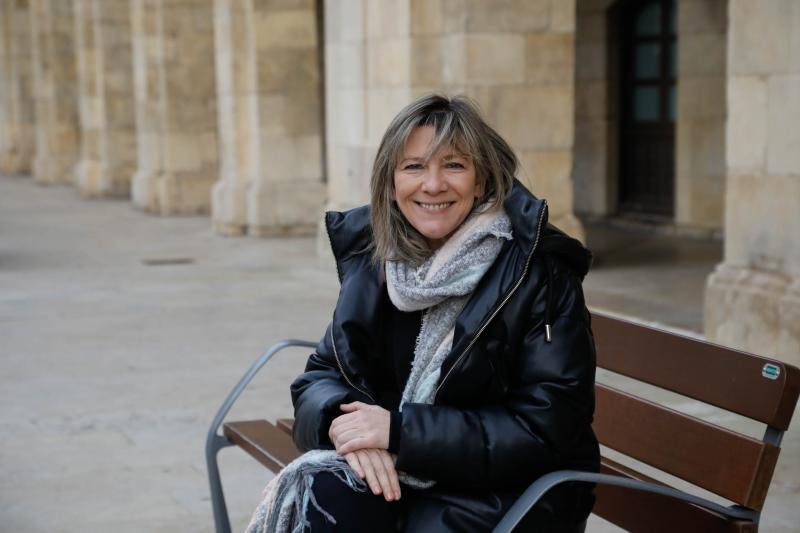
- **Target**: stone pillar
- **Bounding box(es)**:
[131,0,218,214]
[675,0,727,229]
[324,0,411,219]
[0,0,35,174]
[705,0,800,367]
[30,0,80,185]
[73,0,135,197]
[573,0,614,216]
[323,0,582,244]
[211,0,325,236]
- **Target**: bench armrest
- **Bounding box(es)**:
[206,339,316,533]
[206,339,317,451]
[491,470,758,533]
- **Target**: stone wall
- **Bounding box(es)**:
[675,0,726,229]
[0,0,35,174]
[324,0,583,244]
[30,0,80,185]
[74,0,135,197]
[211,0,325,236]
[131,0,218,214]
[705,0,800,366]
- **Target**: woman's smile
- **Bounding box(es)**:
[415,201,455,211]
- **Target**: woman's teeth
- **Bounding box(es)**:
[418,202,453,211]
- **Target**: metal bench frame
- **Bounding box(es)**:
[206,337,784,533]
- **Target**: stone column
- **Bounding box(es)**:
[573,0,614,216]
[675,0,727,230]
[30,0,80,185]
[324,0,411,218]
[73,0,135,197]
[0,0,35,174]
[211,0,325,236]
[131,0,218,214]
[705,0,800,367]
[322,0,583,246]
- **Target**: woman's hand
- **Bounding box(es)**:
[343,448,401,502]
[328,401,391,454]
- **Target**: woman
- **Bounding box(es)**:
[248,94,599,532]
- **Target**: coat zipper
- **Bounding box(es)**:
[433,200,548,403]
[330,318,377,403]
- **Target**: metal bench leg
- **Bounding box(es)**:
[207,434,234,533]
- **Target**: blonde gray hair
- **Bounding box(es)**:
[370,94,517,267]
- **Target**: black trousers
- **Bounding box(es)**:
[305,472,590,533]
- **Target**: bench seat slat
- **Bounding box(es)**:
[594,384,779,510]
[223,420,302,471]
[276,418,294,436]
[592,312,800,430]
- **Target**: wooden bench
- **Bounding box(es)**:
[206,312,800,533]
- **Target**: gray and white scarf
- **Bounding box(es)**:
[246,205,512,533]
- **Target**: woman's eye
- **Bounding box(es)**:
[403,163,423,170]
[446,162,465,169]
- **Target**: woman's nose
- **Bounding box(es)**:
[421,167,447,193]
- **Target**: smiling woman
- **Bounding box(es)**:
[247,95,599,533]
[370,95,517,268]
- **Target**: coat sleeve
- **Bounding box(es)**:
[290,322,373,452]
[394,263,597,488]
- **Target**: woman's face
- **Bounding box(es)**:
[393,126,483,251]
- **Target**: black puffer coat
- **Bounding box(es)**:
[291,180,599,531]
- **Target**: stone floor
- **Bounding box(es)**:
[0,175,797,532]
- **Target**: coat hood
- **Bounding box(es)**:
[503,179,592,279]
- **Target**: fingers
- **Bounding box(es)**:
[365,449,400,502]
[338,435,371,455]
[339,401,366,412]
[344,452,365,479]
[378,449,401,501]
[329,403,391,453]
[343,449,401,502]
[356,449,382,497]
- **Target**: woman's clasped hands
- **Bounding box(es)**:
[328,401,401,502]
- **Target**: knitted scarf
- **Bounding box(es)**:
[246,205,512,533]
[385,204,512,488]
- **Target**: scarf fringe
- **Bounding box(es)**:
[245,451,367,533]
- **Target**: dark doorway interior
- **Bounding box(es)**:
[617,0,676,217]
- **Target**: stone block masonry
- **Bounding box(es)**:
[30,0,80,185]
[74,0,136,198]
[0,0,35,175]
[131,0,218,215]
[211,0,325,236]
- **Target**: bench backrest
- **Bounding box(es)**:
[591,311,800,514]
